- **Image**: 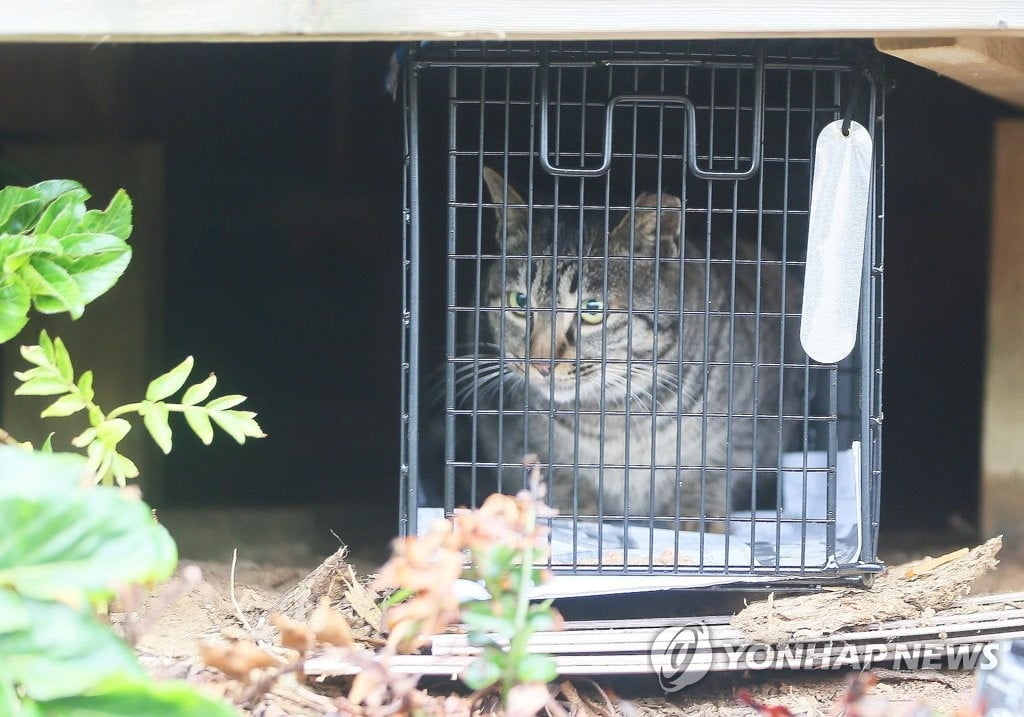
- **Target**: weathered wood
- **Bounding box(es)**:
[0,1,1023,43]
[982,121,1024,549]
[303,589,1024,677]
[730,538,1002,644]
[876,37,1024,108]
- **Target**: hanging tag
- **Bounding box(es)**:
[800,119,873,364]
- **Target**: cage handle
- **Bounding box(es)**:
[537,52,764,180]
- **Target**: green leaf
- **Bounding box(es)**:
[77,189,133,242]
[20,341,50,367]
[71,427,97,448]
[209,411,246,444]
[141,402,172,454]
[40,394,87,418]
[461,654,502,691]
[2,234,64,274]
[146,356,194,402]
[0,588,30,634]
[37,330,55,363]
[39,676,236,717]
[63,242,132,305]
[515,653,558,684]
[33,179,86,206]
[0,447,177,603]
[85,441,112,483]
[34,187,89,238]
[461,602,518,639]
[0,447,85,485]
[466,631,504,650]
[183,407,214,446]
[78,370,95,403]
[52,336,74,381]
[0,273,30,343]
[40,433,53,453]
[477,544,517,583]
[0,185,43,231]
[15,376,70,397]
[94,419,131,448]
[110,453,139,484]
[204,394,246,411]
[59,232,129,259]
[182,374,217,406]
[22,257,85,319]
[0,594,144,702]
[525,608,558,633]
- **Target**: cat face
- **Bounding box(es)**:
[480,168,686,409]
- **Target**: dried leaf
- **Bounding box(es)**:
[309,597,353,647]
[199,640,279,681]
[348,670,384,707]
[270,612,315,654]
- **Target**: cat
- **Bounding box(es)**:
[453,167,802,525]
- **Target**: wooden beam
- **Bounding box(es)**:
[0,1,1022,43]
[981,120,1024,549]
[877,36,1024,108]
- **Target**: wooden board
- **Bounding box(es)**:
[304,593,1024,677]
[877,37,1024,108]
[981,120,1024,548]
[0,1,1023,43]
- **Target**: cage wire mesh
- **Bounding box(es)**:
[401,40,884,586]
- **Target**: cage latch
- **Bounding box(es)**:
[538,49,765,180]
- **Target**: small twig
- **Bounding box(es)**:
[579,678,619,716]
[545,696,571,717]
[235,657,306,706]
[230,548,257,636]
[0,426,19,446]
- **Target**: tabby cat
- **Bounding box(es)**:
[456,167,801,523]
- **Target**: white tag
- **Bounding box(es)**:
[800,119,873,364]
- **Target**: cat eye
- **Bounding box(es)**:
[507,290,528,315]
[580,298,605,324]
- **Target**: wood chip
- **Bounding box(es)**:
[904,548,969,579]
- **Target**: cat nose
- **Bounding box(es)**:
[531,360,551,376]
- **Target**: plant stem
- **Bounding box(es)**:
[501,500,537,704]
[107,402,193,420]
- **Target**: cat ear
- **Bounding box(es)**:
[482,167,529,248]
[611,192,682,257]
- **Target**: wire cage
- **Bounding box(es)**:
[400,40,884,588]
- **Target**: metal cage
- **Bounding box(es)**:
[401,40,884,588]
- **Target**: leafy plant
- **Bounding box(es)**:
[0,180,132,343]
[0,179,258,715]
[374,457,563,713]
[15,331,265,485]
[0,448,234,716]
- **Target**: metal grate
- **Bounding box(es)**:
[401,40,884,586]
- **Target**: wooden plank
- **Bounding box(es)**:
[307,593,1024,677]
[876,37,1024,108]
[0,1,1023,43]
[307,626,1024,676]
[430,611,1024,655]
[981,120,1024,549]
